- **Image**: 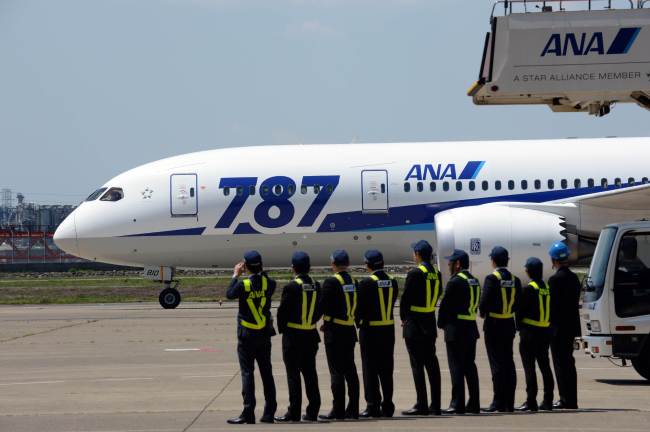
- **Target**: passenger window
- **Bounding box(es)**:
[314,185,321,194]
[224,187,230,196]
[456,181,462,191]
[443,182,450,192]
[561,179,568,189]
[628,177,635,186]
[548,179,555,189]
[429,182,436,192]
[482,181,488,191]
[262,185,270,196]
[534,180,541,190]
[301,185,307,194]
[601,178,608,188]
[100,187,124,202]
[495,180,502,191]
[288,184,296,195]
[507,180,515,190]
[237,186,244,196]
[588,178,595,188]
[190,187,195,198]
[417,182,424,192]
[614,233,650,318]
[469,181,475,191]
[327,185,334,194]
[86,187,107,201]
[615,178,622,187]
[574,179,581,189]
[249,185,256,196]
[404,183,411,192]
[521,180,528,190]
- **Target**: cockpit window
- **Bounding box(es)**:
[100,187,124,202]
[86,188,108,201]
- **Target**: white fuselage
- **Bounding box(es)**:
[54,138,650,276]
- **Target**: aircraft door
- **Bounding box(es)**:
[170,174,198,216]
[361,170,389,213]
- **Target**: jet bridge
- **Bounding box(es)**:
[468,1,650,116]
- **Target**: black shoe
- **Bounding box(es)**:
[344,411,359,420]
[227,415,255,424]
[318,411,336,421]
[402,407,429,416]
[539,402,553,411]
[360,409,381,418]
[274,413,299,422]
[481,405,498,413]
[553,401,578,410]
[516,402,538,412]
[302,414,318,422]
[466,407,480,415]
[443,407,465,415]
[260,415,274,423]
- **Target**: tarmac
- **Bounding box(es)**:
[0,302,648,432]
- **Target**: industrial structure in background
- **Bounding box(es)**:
[0,188,81,264]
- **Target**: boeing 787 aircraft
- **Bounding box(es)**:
[54,137,650,308]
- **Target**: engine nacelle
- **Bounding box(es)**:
[434,204,567,282]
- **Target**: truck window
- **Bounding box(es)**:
[584,227,617,303]
[614,232,650,318]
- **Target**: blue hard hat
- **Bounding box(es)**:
[549,242,570,261]
[330,249,350,266]
[411,240,433,257]
[489,246,509,262]
[525,257,544,278]
[444,249,468,262]
[243,250,262,266]
[364,249,384,266]
[291,251,310,268]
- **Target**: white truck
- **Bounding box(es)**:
[582,220,650,380]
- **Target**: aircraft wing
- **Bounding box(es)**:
[554,183,650,211]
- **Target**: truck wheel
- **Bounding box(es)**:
[632,350,650,381]
[159,288,181,309]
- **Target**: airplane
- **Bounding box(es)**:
[54,137,650,308]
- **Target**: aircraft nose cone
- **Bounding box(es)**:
[53,212,78,256]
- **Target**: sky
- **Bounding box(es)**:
[1,0,649,205]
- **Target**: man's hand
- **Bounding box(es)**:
[233,261,246,278]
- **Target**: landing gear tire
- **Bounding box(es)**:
[632,349,650,381]
[159,287,181,309]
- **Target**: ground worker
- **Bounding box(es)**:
[517,257,554,412]
[318,249,360,421]
[275,251,322,422]
[226,251,277,425]
[548,242,581,410]
[356,249,398,418]
[438,249,480,415]
[479,246,520,413]
[400,240,442,416]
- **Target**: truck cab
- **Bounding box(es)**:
[582,221,650,380]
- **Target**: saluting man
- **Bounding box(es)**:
[319,249,360,421]
[356,249,398,418]
[517,257,554,412]
[400,240,442,416]
[438,249,480,415]
[226,251,277,425]
[276,251,322,422]
[479,246,521,413]
[548,242,581,410]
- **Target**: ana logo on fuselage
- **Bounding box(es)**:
[405,161,485,181]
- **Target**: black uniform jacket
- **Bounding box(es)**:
[355,270,398,333]
[516,277,552,340]
[227,273,277,339]
[320,271,358,344]
[277,274,322,345]
[479,268,521,333]
[400,262,441,339]
[437,271,480,342]
[548,266,582,338]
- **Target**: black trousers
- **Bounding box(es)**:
[484,327,516,410]
[405,336,441,412]
[237,336,277,418]
[325,338,360,418]
[359,328,395,416]
[282,335,321,419]
[519,332,554,406]
[551,332,578,407]
[445,338,479,413]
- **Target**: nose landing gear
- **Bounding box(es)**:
[159,280,182,309]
